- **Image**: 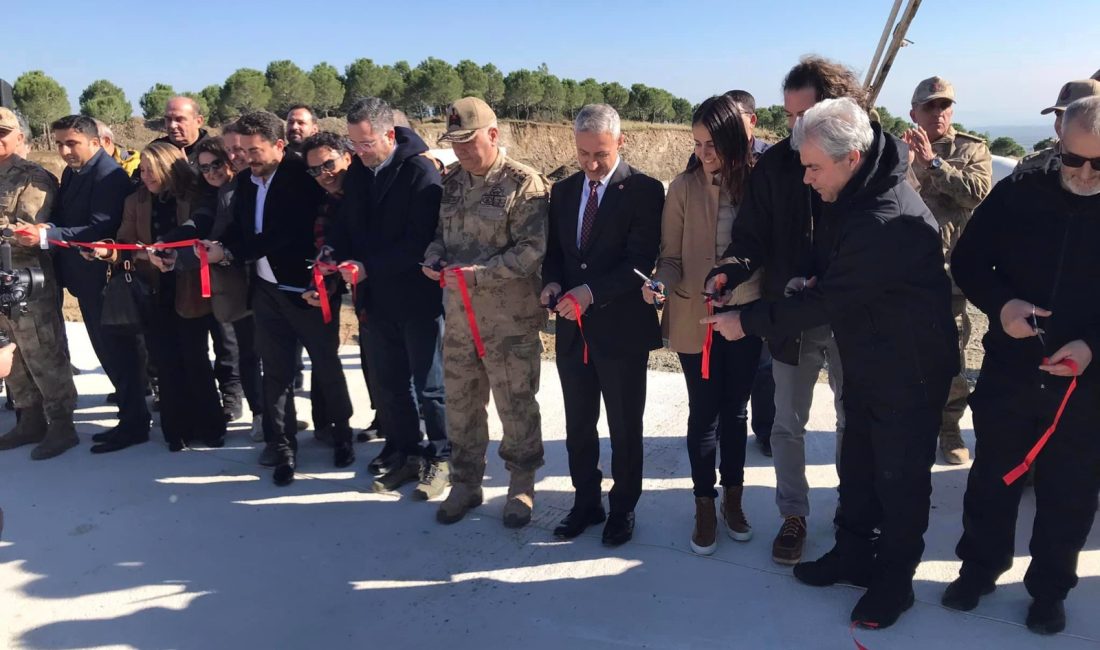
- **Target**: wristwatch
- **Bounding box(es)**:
[928,156,943,171]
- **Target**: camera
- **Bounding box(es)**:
[0,228,46,320]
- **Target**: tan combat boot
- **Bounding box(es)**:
[0,405,48,451]
[436,482,483,525]
[31,417,79,460]
[722,485,753,542]
[939,431,970,465]
[502,470,535,528]
[691,496,718,556]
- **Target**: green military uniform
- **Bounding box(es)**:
[0,155,78,426]
[1013,145,1060,179]
[911,126,992,449]
[425,148,549,490]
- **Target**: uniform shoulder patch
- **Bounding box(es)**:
[954,131,986,144]
[441,161,463,183]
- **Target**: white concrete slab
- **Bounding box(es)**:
[0,324,1097,649]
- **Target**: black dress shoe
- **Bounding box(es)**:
[333,442,355,468]
[554,505,607,539]
[941,574,996,611]
[1026,598,1066,635]
[368,449,402,476]
[793,549,872,588]
[273,456,296,486]
[90,433,150,454]
[851,586,915,630]
[92,426,125,443]
[601,512,635,547]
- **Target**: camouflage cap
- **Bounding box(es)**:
[1042,79,1100,114]
[1093,69,1100,81]
[438,97,496,144]
[911,76,956,106]
[0,107,19,134]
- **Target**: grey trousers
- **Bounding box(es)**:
[770,325,845,519]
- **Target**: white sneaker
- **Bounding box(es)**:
[250,416,264,442]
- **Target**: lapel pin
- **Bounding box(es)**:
[618,184,624,190]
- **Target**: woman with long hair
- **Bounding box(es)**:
[93,141,226,451]
[645,94,765,555]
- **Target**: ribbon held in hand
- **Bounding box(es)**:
[47,237,211,299]
[440,268,485,358]
[562,294,588,365]
[701,296,714,380]
[1002,358,1080,486]
[310,261,359,324]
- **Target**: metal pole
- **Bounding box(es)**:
[865,0,905,87]
[867,0,923,107]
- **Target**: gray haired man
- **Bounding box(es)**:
[540,104,665,545]
[706,97,957,629]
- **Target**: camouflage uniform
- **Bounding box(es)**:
[425,148,549,489]
[1013,145,1060,179]
[0,156,78,423]
[910,127,992,445]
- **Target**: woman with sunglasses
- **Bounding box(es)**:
[90,142,226,452]
[644,95,764,555]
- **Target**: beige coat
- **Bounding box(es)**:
[655,167,762,354]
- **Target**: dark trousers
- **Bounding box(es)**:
[76,292,150,434]
[558,343,648,514]
[252,281,352,457]
[955,389,1100,601]
[357,316,377,412]
[210,317,263,413]
[364,314,447,459]
[751,346,776,441]
[678,333,763,498]
[834,382,949,584]
[231,315,262,413]
[145,302,225,446]
[295,340,330,429]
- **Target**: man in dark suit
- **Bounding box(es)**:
[16,115,149,454]
[204,111,354,486]
[540,104,664,546]
[325,98,449,498]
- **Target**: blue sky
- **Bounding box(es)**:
[4,0,1093,128]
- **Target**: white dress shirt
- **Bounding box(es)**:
[252,169,279,285]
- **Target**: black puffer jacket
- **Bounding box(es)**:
[952,166,1100,414]
[735,124,958,406]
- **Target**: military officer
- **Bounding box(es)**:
[0,107,80,460]
[903,77,993,465]
[422,97,549,528]
[1014,79,1100,178]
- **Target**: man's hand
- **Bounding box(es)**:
[421,256,445,281]
[641,279,665,305]
[540,282,562,307]
[200,240,224,264]
[903,127,935,167]
[80,241,111,262]
[1039,340,1092,377]
[444,264,476,286]
[700,310,745,341]
[1000,299,1050,339]
[704,272,728,301]
[302,289,323,308]
[147,249,177,273]
[339,261,366,285]
[784,275,817,297]
[11,224,46,247]
[554,285,593,321]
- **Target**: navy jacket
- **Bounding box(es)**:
[47,147,133,299]
[733,124,958,406]
[329,126,443,321]
[542,162,664,358]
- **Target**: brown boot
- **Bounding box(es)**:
[721,485,752,541]
[436,483,483,525]
[772,516,807,565]
[691,496,718,556]
[502,470,535,528]
[31,417,79,460]
[939,430,970,465]
[0,405,48,451]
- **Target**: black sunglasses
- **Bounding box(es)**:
[196,160,226,174]
[306,159,338,177]
[1059,151,1100,171]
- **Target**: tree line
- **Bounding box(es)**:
[10,59,696,135]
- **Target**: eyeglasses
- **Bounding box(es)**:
[306,158,339,177]
[1059,151,1100,171]
[349,138,380,151]
[196,160,226,174]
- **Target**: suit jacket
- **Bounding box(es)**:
[47,148,133,299]
[223,155,324,298]
[542,161,664,359]
[330,126,443,321]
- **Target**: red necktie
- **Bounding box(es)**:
[579,180,600,249]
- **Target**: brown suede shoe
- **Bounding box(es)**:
[691,496,718,556]
[722,485,752,541]
[772,516,807,565]
[939,431,970,465]
[0,406,47,451]
[502,470,535,528]
[436,483,483,525]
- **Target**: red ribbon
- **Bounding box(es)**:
[49,237,211,299]
[701,297,714,380]
[311,261,359,324]
[562,294,588,364]
[440,268,485,358]
[1002,358,1080,485]
[850,620,878,650]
